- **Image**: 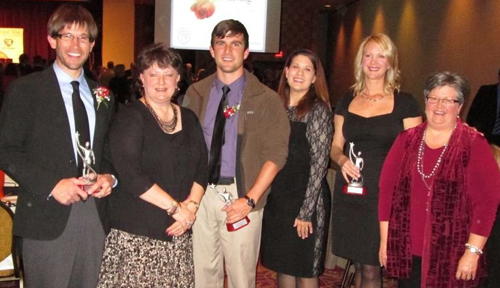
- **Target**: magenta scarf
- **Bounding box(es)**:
[386,120,485,288]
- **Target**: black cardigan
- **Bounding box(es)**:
[107,102,208,241]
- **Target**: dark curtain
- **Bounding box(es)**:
[0,1,59,62]
[0,1,102,66]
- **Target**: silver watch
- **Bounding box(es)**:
[110,174,118,188]
[465,243,483,255]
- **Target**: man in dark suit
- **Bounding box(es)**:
[0,4,116,288]
[467,69,500,288]
[466,69,500,146]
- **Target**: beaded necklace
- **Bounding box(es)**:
[361,90,386,102]
[144,98,178,133]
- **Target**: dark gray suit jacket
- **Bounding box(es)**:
[0,67,115,240]
[467,83,500,146]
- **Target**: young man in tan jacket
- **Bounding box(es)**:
[184,19,290,288]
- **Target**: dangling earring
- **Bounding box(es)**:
[171,87,180,100]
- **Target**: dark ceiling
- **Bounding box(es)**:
[319,0,358,11]
[22,0,357,9]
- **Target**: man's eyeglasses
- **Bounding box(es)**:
[425,96,460,106]
[56,33,92,43]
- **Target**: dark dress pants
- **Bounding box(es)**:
[23,198,105,288]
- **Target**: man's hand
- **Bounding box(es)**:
[222,198,252,224]
[87,174,115,198]
[463,123,484,136]
[50,178,89,205]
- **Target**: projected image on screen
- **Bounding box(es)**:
[190,0,216,20]
[171,0,267,52]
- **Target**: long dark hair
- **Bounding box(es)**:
[277,49,330,119]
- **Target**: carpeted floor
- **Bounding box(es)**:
[255,261,398,288]
[0,263,399,288]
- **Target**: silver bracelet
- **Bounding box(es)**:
[465,243,483,255]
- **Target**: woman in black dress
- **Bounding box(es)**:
[97,43,208,287]
[330,34,422,288]
[261,49,333,288]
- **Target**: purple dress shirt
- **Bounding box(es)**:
[203,75,245,178]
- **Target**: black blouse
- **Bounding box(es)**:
[107,101,208,242]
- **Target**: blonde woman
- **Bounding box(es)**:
[330,34,422,288]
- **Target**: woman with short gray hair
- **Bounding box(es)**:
[379,71,500,287]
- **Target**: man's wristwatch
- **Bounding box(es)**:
[244,195,256,209]
[110,174,118,188]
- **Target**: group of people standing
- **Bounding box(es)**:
[0,3,499,288]
[329,34,500,288]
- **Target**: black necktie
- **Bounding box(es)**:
[71,81,90,176]
[208,85,230,184]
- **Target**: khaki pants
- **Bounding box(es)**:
[193,183,263,288]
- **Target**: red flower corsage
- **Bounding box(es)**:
[223,104,241,118]
[93,86,111,110]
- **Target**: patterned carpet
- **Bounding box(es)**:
[255,261,398,288]
[0,262,399,288]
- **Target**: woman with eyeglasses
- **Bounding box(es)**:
[378,71,500,287]
[330,34,422,288]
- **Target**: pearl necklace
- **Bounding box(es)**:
[417,124,456,190]
[361,90,385,102]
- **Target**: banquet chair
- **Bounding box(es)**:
[0,200,23,287]
[335,259,354,288]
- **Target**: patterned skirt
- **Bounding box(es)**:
[97,229,194,288]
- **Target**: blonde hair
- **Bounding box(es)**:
[352,33,400,96]
[490,144,500,170]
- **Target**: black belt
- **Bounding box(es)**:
[216,177,235,185]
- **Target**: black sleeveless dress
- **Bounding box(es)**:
[261,103,333,277]
[331,91,422,265]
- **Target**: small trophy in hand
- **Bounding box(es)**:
[75,132,97,191]
[343,142,366,195]
[217,188,250,232]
